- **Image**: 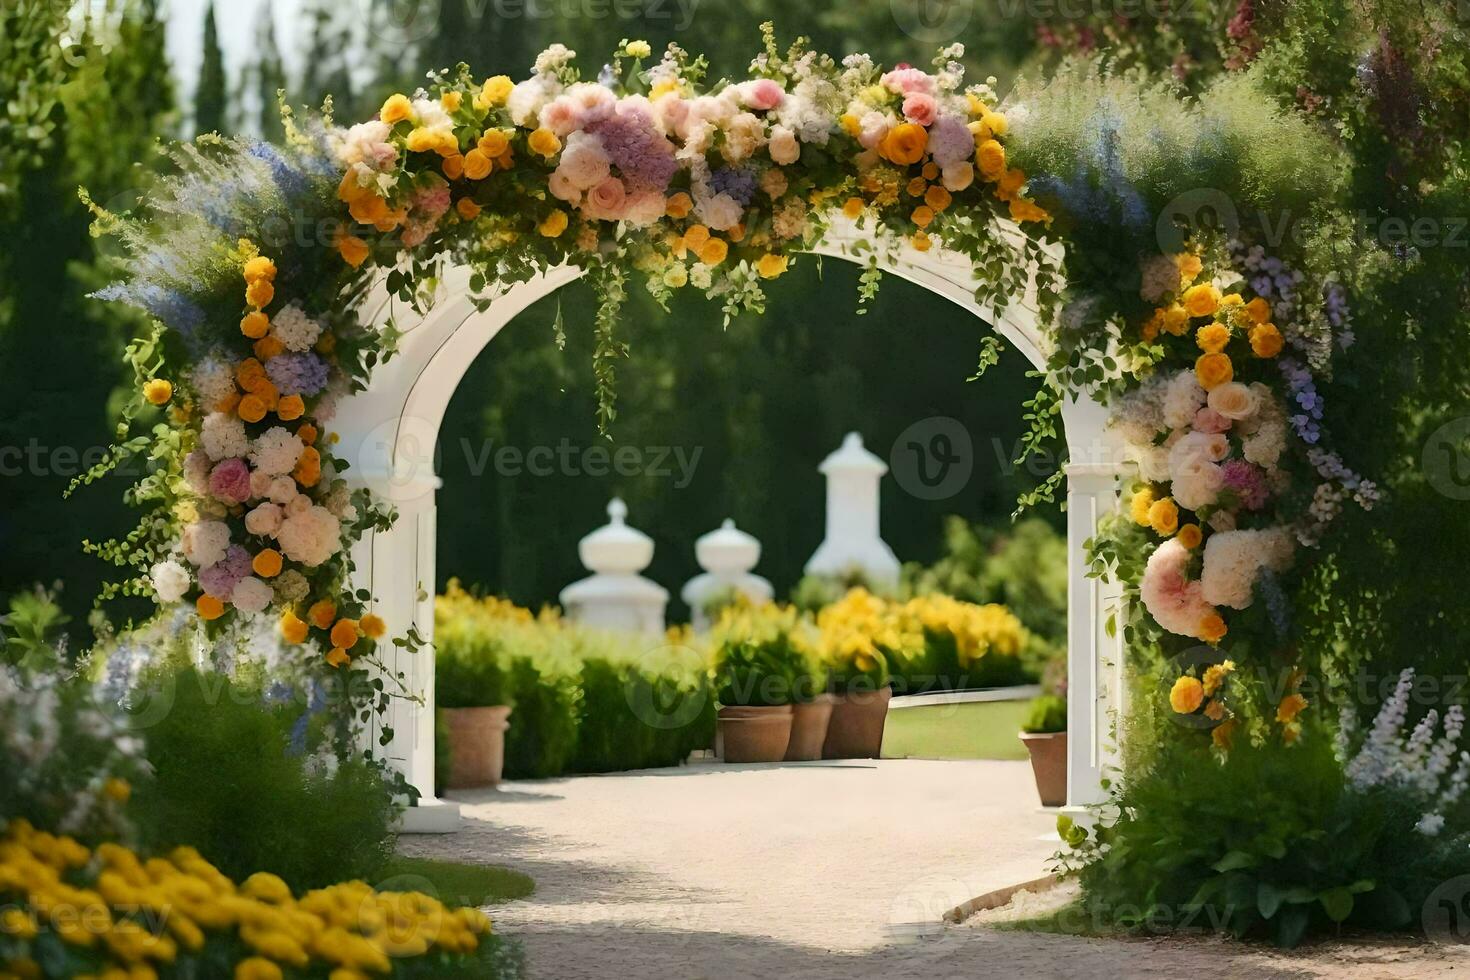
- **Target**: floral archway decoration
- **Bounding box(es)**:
[84,27,1371,765]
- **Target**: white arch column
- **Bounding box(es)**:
[336,229,1128,832]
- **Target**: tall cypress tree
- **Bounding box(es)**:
[193,1,227,135]
[297,0,355,116]
[242,0,287,140]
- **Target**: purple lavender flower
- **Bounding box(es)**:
[709,167,757,207]
[198,545,251,599]
[1279,358,1324,443]
[266,352,329,396]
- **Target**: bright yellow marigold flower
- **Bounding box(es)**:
[1147,497,1179,536]
[880,123,928,166]
[251,549,283,579]
[528,127,562,159]
[1182,282,1221,318]
[1195,352,1234,390]
[1176,252,1203,283]
[242,256,276,283]
[308,599,337,630]
[1195,322,1231,354]
[245,279,275,310]
[538,210,569,238]
[911,230,932,252]
[240,311,270,339]
[842,196,865,220]
[1169,676,1205,714]
[911,205,934,228]
[976,139,1006,180]
[1202,659,1235,696]
[380,94,413,125]
[1176,523,1202,549]
[196,595,225,621]
[441,91,463,112]
[665,192,693,218]
[360,613,387,639]
[143,379,173,406]
[1198,611,1228,644]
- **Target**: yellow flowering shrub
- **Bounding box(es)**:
[0,822,499,979]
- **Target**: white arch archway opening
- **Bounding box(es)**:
[332,224,1129,833]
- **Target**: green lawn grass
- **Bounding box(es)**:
[881,699,1031,761]
[379,856,535,907]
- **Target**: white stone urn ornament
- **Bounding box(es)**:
[681,518,774,631]
[559,498,668,636]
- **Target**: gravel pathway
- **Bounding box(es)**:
[401,759,1466,979]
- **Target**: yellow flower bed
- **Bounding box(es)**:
[0,822,492,979]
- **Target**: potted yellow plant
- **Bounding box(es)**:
[436,638,514,788]
[817,589,912,758]
[711,603,826,762]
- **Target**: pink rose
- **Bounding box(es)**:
[582,177,627,221]
[654,92,689,133]
[902,92,938,127]
[209,458,253,505]
[622,190,667,227]
[558,132,611,189]
[742,78,785,111]
[1192,407,1232,434]
[880,67,937,95]
[548,171,582,204]
[538,97,582,138]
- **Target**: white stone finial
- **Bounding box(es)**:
[561,498,667,636]
[804,431,900,586]
[682,517,773,632]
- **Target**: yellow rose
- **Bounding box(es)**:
[698,237,728,266]
[245,278,274,310]
[1169,676,1204,714]
[456,197,481,220]
[280,610,309,645]
[1176,523,1202,549]
[441,91,463,113]
[911,230,932,252]
[380,93,413,125]
[682,224,710,250]
[537,210,569,237]
[478,129,510,157]
[143,379,173,405]
[360,613,387,639]
[1195,323,1231,353]
[1176,252,1203,282]
[1219,292,1243,308]
[880,123,928,166]
[527,127,562,159]
[1162,305,1190,335]
[336,233,369,268]
[479,75,513,107]
[308,599,337,629]
[442,154,464,180]
[240,311,270,339]
[665,192,693,218]
[1130,486,1155,526]
[330,618,360,650]
[756,253,789,279]
[1202,659,1235,696]
[1182,282,1221,318]
[1244,296,1271,324]
[242,255,277,283]
[1147,497,1180,536]
[1198,612,1228,644]
[1007,197,1050,224]
[976,139,1006,180]
[911,205,934,228]
[197,595,225,621]
[981,110,1008,137]
[325,648,351,668]
[842,196,865,220]
[1250,323,1284,358]
[405,127,437,153]
[1195,352,1234,390]
[252,549,283,579]
[462,149,492,180]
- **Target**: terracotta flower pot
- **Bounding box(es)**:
[718,705,793,763]
[822,687,892,759]
[444,705,512,789]
[785,696,835,761]
[1020,731,1068,807]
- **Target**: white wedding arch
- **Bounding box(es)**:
[332,225,1128,832]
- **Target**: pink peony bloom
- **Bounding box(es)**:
[741,78,785,111]
[881,66,937,95]
[1192,407,1232,434]
[902,92,938,126]
[622,190,667,227]
[209,458,253,505]
[1140,539,1219,639]
[538,97,583,137]
[582,177,627,221]
[558,132,612,189]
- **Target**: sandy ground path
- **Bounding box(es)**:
[401,759,1467,979]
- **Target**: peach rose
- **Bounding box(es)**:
[1206,381,1259,421]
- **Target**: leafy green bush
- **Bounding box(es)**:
[131,666,399,890]
[710,603,822,707]
[1022,695,1068,734]
[575,656,714,773]
[436,632,515,709]
[502,654,580,779]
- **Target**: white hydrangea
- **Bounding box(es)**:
[200,412,249,462]
[149,559,191,603]
[1162,370,1206,429]
[230,577,274,615]
[271,304,322,353]
[180,520,230,568]
[190,357,237,411]
[250,427,305,476]
[508,75,561,126]
[1199,527,1295,609]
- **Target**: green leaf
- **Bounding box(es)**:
[1257,882,1284,920]
[1319,887,1354,923]
[1212,850,1257,873]
[1275,904,1310,949]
